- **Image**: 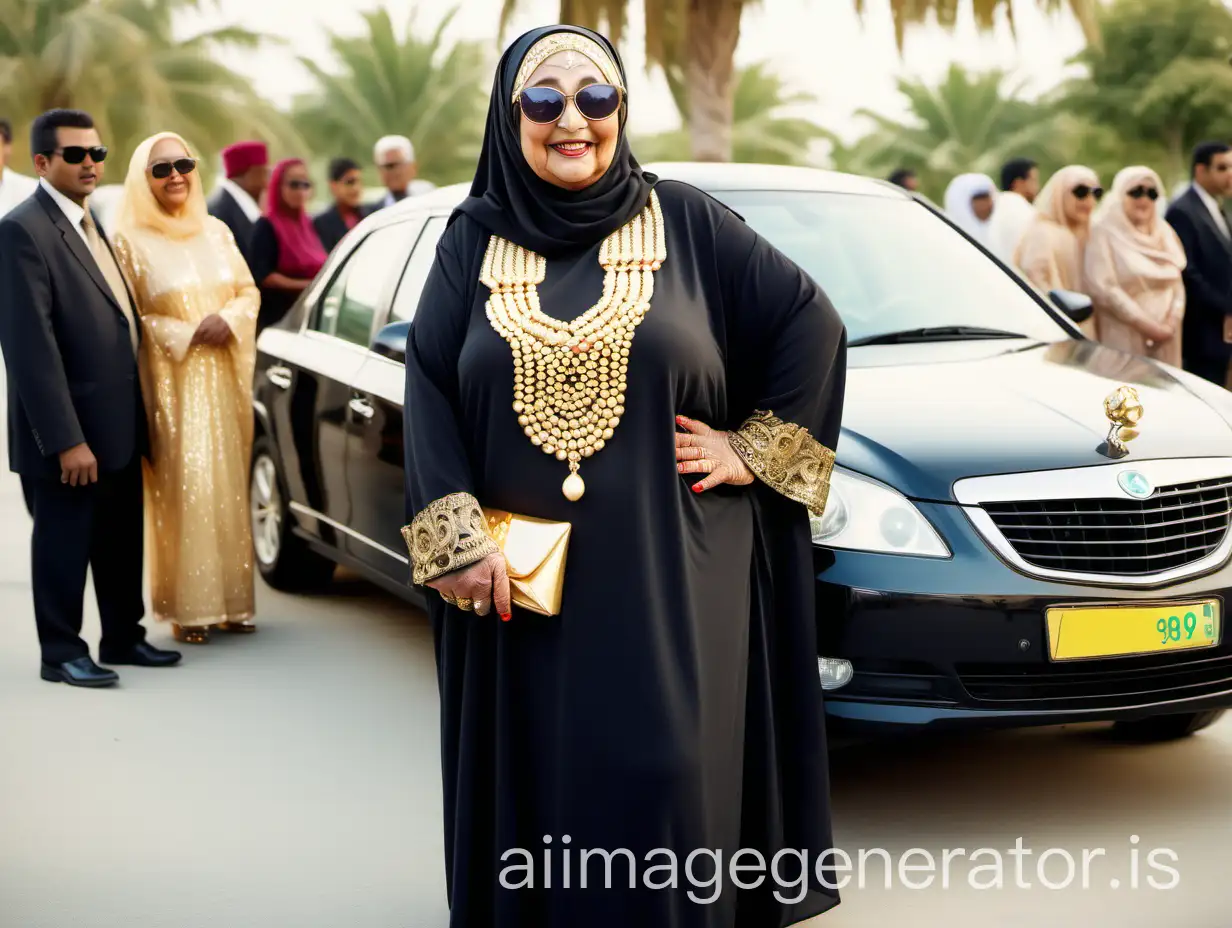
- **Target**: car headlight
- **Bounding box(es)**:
[810,466,950,557]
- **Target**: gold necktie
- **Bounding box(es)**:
[81,211,139,357]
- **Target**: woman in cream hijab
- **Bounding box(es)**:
[1083,165,1187,366]
[113,132,261,644]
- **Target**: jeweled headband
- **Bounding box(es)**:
[510,32,625,103]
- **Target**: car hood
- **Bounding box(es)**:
[837,338,1232,501]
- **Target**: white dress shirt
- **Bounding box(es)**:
[38,177,90,247]
[1194,182,1230,239]
[0,168,40,220]
[219,177,262,223]
[987,190,1037,264]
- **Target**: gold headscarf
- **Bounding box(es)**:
[113,131,208,242]
[509,31,624,102]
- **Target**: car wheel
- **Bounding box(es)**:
[250,437,334,592]
[1110,709,1227,742]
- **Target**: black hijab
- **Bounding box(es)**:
[452,24,657,259]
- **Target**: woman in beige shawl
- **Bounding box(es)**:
[1014,164,1102,336]
[1083,165,1187,367]
[112,132,261,644]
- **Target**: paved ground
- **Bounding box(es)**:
[1,450,1229,926]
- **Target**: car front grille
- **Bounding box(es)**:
[958,650,1232,708]
[981,477,1232,577]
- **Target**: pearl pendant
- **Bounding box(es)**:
[562,472,585,501]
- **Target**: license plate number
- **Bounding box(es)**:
[1045,600,1221,661]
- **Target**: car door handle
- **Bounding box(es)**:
[267,365,293,390]
[349,397,375,420]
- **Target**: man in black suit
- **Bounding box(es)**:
[1165,140,1232,384]
[0,109,181,687]
[207,140,269,267]
[313,157,370,253]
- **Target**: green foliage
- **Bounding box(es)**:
[635,61,830,166]
[828,65,1064,199]
[854,0,1101,51]
[291,6,489,187]
[0,0,297,180]
[1056,0,1232,186]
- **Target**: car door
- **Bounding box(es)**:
[344,214,450,578]
[265,219,419,550]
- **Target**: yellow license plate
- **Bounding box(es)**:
[1046,600,1222,661]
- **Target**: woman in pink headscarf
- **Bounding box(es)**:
[1083,166,1187,367]
[1014,165,1102,337]
[249,158,327,332]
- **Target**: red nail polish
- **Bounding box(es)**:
[501,613,512,622]
[692,484,702,493]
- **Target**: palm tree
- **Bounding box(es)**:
[829,64,1063,199]
[498,0,1100,164]
[635,61,831,166]
[0,0,294,178]
[853,0,1101,50]
[292,7,488,187]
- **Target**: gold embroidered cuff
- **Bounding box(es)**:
[402,492,500,586]
[728,410,836,517]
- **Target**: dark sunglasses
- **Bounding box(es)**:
[1127,185,1160,201]
[517,83,623,125]
[1072,184,1104,201]
[286,179,313,190]
[46,146,107,165]
[149,158,197,180]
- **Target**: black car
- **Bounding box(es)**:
[251,163,1232,741]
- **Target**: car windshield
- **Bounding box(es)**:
[713,190,1070,345]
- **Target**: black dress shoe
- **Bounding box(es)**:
[40,656,119,688]
[98,641,182,667]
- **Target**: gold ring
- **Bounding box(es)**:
[439,591,457,605]
[455,598,474,611]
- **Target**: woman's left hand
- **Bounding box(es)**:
[675,415,754,494]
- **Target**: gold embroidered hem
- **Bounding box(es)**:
[404,491,501,585]
[728,410,836,517]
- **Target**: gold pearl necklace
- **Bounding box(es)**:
[482,190,666,501]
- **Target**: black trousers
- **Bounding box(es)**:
[1183,355,1228,387]
[21,454,147,664]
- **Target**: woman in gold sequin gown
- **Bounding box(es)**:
[112,132,260,644]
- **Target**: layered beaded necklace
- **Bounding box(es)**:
[482,189,666,501]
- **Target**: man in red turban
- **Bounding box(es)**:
[207,140,269,266]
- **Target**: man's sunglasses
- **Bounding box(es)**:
[1072,184,1104,201]
[517,83,623,125]
[150,158,197,180]
[1127,185,1160,201]
[286,179,313,190]
[45,146,107,165]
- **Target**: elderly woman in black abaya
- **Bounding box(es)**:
[402,25,847,928]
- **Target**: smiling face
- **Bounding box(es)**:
[281,162,313,210]
[1064,184,1096,225]
[147,137,193,212]
[1123,178,1158,228]
[518,50,621,191]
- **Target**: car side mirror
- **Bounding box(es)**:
[372,320,410,364]
[1049,289,1094,325]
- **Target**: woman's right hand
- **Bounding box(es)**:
[1141,319,1174,343]
[426,552,513,621]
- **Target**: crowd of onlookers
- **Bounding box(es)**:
[0,121,437,334]
[888,146,1232,387]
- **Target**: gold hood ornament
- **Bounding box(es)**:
[1100,385,1144,458]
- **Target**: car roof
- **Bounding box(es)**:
[362,161,911,231]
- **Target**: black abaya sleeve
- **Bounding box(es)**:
[715,209,847,513]
[401,221,500,586]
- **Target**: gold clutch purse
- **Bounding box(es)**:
[482,508,571,616]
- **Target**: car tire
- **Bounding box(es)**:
[1110,709,1227,742]
[250,436,334,592]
